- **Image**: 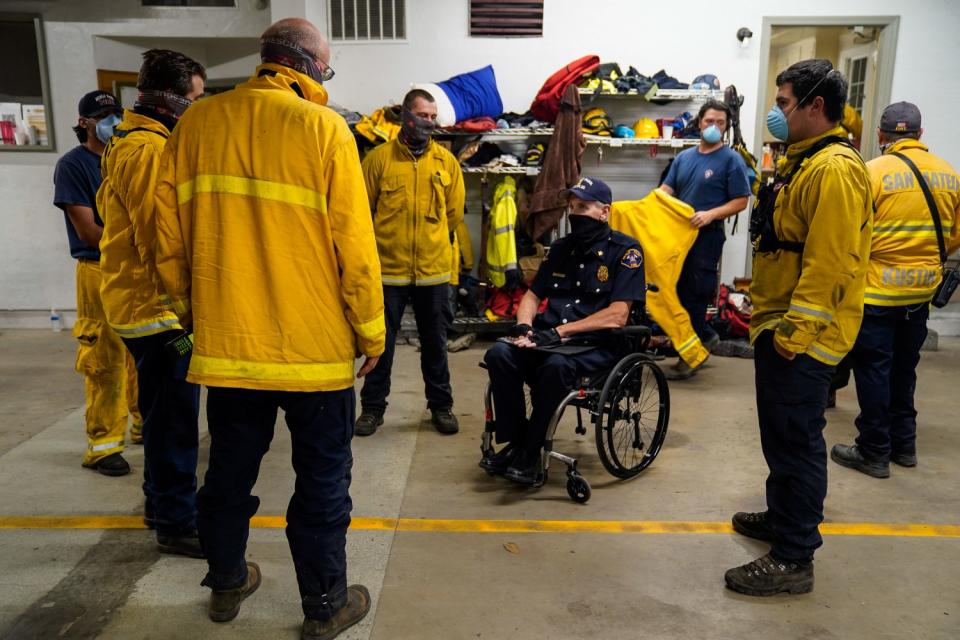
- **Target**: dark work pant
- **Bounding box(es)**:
[678,226,725,343]
[754,331,834,563]
[198,386,355,621]
[851,303,929,460]
[360,284,454,413]
[122,331,200,536]
[484,341,618,456]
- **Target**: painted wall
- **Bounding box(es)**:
[2,0,959,320]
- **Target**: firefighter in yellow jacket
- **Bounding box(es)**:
[53,90,141,477]
[98,49,206,557]
[725,60,873,598]
[831,102,960,479]
[356,89,465,437]
[154,18,384,634]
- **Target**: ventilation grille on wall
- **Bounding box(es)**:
[328,0,406,40]
[470,0,543,37]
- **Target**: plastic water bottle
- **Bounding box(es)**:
[50,308,62,332]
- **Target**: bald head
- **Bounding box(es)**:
[261,17,330,66]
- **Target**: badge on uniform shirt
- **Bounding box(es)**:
[597,265,609,282]
[621,248,643,269]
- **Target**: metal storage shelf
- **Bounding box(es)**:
[437,127,554,137]
[578,88,723,101]
[462,166,540,175]
[583,135,700,147]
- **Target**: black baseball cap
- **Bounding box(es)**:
[879,101,921,133]
[78,91,121,118]
[567,176,613,205]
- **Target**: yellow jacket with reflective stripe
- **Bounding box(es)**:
[363,138,465,286]
[863,139,960,306]
[750,126,873,365]
[486,176,518,288]
[355,107,401,145]
[97,110,183,338]
[154,64,386,392]
[610,189,709,368]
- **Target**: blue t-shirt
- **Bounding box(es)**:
[53,145,104,260]
[663,146,751,215]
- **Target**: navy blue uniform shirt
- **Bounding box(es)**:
[530,229,645,344]
[53,145,104,260]
[663,145,750,216]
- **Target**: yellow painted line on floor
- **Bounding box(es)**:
[0,516,958,539]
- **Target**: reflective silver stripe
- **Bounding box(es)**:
[486,263,519,273]
[864,290,933,302]
[677,335,700,353]
[382,276,413,285]
[88,440,123,453]
[111,317,182,335]
[874,224,937,234]
[807,343,842,365]
[788,302,833,322]
[494,224,515,234]
[415,273,451,285]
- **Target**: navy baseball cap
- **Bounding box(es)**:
[567,176,612,205]
[78,91,121,118]
[691,74,720,90]
[879,101,921,133]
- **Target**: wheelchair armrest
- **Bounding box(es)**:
[608,325,652,338]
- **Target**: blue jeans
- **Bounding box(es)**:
[198,386,355,621]
[123,331,200,536]
[754,331,834,562]
[851,303,929,460]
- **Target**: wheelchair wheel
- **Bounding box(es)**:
[566,472,591,503]
[595,353,670,479]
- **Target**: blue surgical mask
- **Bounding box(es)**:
[702,124,722,144]
[95,114,121,145]
[766,106,789,141]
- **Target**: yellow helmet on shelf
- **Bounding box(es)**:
[632,117,660,139]
[583,107,613,136]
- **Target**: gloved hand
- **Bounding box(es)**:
[531,328,562,347]
[504,268,524,291]
[510,323,533,338]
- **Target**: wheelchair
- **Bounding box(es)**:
[479,315,670,504]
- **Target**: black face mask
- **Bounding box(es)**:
[400,108,436,147]
[568,214,609,244]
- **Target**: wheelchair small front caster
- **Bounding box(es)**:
[566,472,591,503]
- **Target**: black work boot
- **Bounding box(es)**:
[479,444,519,476]
[158,531,206,559]
[503,449,544,487]
[831,443,890,478]
[143,500,156,530]
[731,511,773,542]
[724,553,814,597]
[354,412,383,437]
[83,452,131,477]
[208,561,262,622]
[430,408,460,435]
[301,584,371,640]
[891,450,917,467]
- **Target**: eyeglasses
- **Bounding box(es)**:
[317,60,335,82]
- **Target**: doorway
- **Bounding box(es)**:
[754,17,899,163]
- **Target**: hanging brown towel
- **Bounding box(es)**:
[525,84,585,240]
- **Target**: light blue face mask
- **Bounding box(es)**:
[766,68,838,142]
[701,124,722,144]
[95,114,121,145]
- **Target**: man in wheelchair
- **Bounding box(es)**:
[481,177,646,486]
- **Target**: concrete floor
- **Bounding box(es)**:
[0,329,957,640]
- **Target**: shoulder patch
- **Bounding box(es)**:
[620,248,643,269]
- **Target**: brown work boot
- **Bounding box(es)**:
[208,561,262,623]
[301,584,371,640]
